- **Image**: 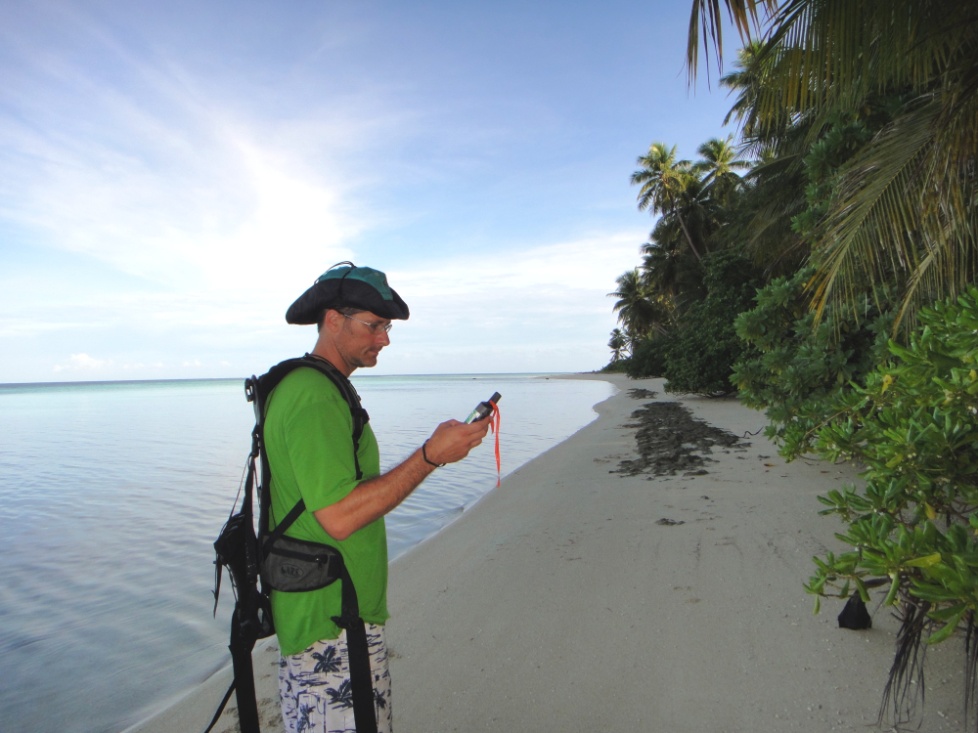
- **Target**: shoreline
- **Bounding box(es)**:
[128,375,968,733]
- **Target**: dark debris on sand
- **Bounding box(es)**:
[614,391,746,477]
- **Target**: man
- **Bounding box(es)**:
[264,262,490,733]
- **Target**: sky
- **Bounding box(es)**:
[0,0,741,382]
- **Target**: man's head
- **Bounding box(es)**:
[285,262,410,326]
[286,262,409,375]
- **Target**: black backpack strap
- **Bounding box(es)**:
[202,680,235,733]
[228,602,264,733]
[207,433,273,733]
[202,602,266,733]
[257,354,368,478]
[332,561,378,733]
[262,499,307,549]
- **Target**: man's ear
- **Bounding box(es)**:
[321,309,344,333]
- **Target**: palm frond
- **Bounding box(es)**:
[807,98,939,324]
[686,0,777,84]
[810,85,978,330]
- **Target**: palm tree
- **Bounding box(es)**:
[720,42,792,155]
[608,269,656,340]
[641,215,705,308]
[607,328,630,363]
[717,41,812,276]
[630,143,706,261]
[686,0,978,328]
[694,135,750,210]
[732,144,809,276]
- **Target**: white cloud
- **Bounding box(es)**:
[393,230,644,321]
[52,352,111,373]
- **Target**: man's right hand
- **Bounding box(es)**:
[315,414,493,540]
[422,417,492,466]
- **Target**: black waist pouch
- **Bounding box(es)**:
[261,536,342,593]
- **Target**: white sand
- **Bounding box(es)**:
[129,375,969,733]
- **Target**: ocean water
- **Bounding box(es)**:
[0,373,614,733]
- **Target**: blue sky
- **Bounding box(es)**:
[0,0,740,382]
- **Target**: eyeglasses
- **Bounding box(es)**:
[342,313,393,334]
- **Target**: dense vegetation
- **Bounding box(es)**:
[607,1,978,724]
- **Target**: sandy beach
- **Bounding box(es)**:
[130,375,969,733]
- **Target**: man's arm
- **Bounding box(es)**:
[314,417,491,540]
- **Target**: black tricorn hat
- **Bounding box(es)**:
[285,262,410,324]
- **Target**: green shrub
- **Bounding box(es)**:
[805,286,978,716]
[731,267,892,457]
[660,249,763,396]
[625,336,670,379]
[599,359,631,374]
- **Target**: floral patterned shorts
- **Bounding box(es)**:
[279,623,392,733]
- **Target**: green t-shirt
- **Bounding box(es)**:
[264,366,389,656]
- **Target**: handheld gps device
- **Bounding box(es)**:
[465,392,501,423]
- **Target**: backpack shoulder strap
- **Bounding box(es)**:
[255,355,368,469]
[251,355,370,540]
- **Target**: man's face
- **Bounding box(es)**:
[334,310,392,371]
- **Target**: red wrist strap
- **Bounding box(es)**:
[489,400,501,486]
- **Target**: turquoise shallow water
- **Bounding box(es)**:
[0,373,614,733]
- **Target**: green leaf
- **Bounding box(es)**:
[904,552,943,568]
[928,607,967,645]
